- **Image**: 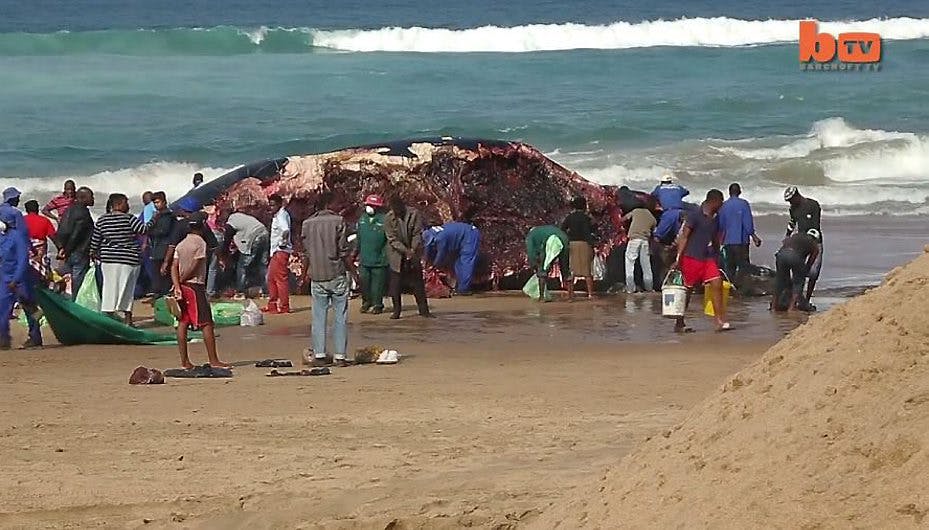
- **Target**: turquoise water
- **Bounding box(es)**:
[3,2,929,216]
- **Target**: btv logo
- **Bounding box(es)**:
[799,20,881,66]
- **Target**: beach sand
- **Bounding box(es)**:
[0,292,779,529]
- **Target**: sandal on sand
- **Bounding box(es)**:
[254,359,293,368]
[164,364,234,378]
[267,368,331,377]
[716,322,733,332]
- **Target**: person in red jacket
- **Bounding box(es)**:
[23,200,56,280]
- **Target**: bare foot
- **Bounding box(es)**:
[181,362,195,370]
[210,360,232,368]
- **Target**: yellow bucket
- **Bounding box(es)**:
[703,281,732,317]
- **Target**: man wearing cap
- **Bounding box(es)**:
[0,209,34,350]
[264,194,292,314]
[164,196,218,296]
[0,188,29,245]
[356,194,389,314]
[56,186,95,299]
[172,211,229,369]
[423,221,481,296]
[651,174,690,211]
[773,228,821,312]
[784,186,823,305]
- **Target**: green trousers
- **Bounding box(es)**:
[360,265,388,310]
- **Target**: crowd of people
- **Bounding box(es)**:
[0,171,823,367]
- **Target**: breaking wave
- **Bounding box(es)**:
[558,117,929,215]
[2,17,929,55]
[3,162,233,205]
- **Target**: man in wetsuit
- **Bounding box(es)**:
[783,186,822,305]
[773,229,821,312]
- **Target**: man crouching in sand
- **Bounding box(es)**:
[672,189,731,333]
[171,212,229,369]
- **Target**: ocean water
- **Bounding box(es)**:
[3,3,929,226]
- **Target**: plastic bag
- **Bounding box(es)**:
[75,266,101,312]
[522,275,553,302]
[592,255,606,281]
[240,299,264,327]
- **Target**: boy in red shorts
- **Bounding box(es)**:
[672,189,731,332]
[171,212,229,369]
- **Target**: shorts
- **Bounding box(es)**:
[569,241,593,278]
[680,255,721,288]
[178,283,213,330]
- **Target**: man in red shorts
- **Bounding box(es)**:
[171,212,229,369]
[673,189,730,333]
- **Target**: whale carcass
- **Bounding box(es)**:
[177,137,627,292]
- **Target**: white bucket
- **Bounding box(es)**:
[661,285,688,318]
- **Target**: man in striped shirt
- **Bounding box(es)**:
[41,180,76,222]
[90,194,152,325]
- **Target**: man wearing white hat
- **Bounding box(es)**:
[651,174,690,211]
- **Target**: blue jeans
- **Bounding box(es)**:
[235,236,270,294]
[66,251,90,301]
[206,231,224,296]
[311,275,349,360]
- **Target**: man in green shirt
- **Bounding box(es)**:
[356,194,389,314]
[525,224,573,299]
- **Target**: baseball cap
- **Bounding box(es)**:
[176,196,202,213]
[364,194,384,207]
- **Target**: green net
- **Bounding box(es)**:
[34,288,179,346]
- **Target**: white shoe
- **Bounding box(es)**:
[376,349,400,364]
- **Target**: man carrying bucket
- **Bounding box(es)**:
[671,189,730,333]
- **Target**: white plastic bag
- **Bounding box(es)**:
[240,299,264,327]
[592,255,606,281]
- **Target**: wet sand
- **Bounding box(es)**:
[0,292,783,529]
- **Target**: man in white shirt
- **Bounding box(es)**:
[264,194,292,313]
[222,209,270,296]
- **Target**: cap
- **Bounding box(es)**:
[660,174,673,184]
[784,186,799,201]
[2,187,21,203]
[806,228,821,241]
[364,194,384,207]
[176,196,202,213]
[187,211,208,228]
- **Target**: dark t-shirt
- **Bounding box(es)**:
[790,198,822,238]
[170,220,218,252]
[561,210,594,242]
[683,208,720,260]
[781,233,817,259]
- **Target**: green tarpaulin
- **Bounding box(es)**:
[35,288,179,346]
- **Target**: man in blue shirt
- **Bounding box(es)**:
[717,183,761,283]
[651,175,689,211]
[423,221,481,295]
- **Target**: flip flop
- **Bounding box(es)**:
[716,322,734,332]
[164,364,234,378]
[266,368,331,377]
[254,359,293,368]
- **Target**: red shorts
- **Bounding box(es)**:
[178,283,213,330]
[680,256,721,288]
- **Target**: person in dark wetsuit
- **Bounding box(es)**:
[773,228,821,312]
[783,186,823,305]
